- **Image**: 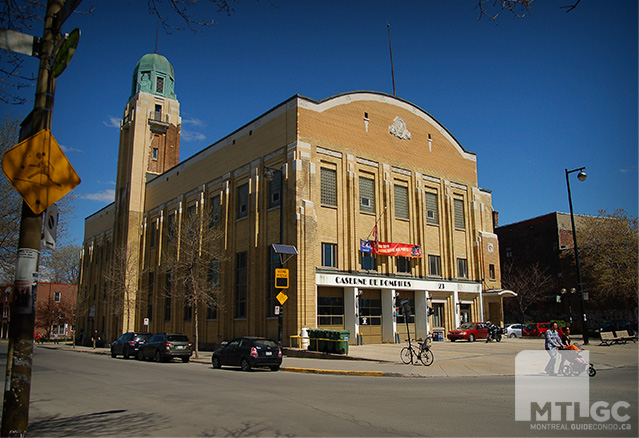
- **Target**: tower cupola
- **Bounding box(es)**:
[130,53,176,100]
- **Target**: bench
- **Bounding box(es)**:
[599,331,624,346]
[616,330,637,343]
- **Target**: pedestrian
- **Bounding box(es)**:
[544,322,563,375]
[91,330,100,349]
[54,333,59,344]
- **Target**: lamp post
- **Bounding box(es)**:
[264,166,284,346]
[561,288,576,325]
[565,167,589,345]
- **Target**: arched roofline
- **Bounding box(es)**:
[297,90,475,160]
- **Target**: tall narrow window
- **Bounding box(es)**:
[454,198,465,230]
[167,212,175,240]
[156,76,164,94]
[428,255,441,277]
[148,272,154,321]
[359,176,375,214]
[320,168,337,207]
[149,221,157,248]
[425,192,439,225]
[209,195,221,227]
[321,243,337,268]
[360,252,376,271]
[154,104,162,121]
[457,258,468,279]
[268,171,282,209]
[237,183,249,219]
[394,185,409,220]
[164,270,172,322]
[235,252,248,318]
[396,256,411,273]
[152,148,158,161]
[489,264,496,280]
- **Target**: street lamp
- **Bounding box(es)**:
[264,166,284,346]
[565,167,589,345]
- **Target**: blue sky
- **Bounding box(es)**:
[1,0,637,246]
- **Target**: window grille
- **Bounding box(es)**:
[237,183,249,219]
[426,192,439,225]
[394,185,409,220]
[454,198,465,230]
[320,168,337,206]
[359,176,375,214]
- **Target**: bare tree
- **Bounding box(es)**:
[569,209,638,309]
[35,288,74,340]
[475,0,582,22]
[0,115,22,281]
[40,243,81,283]
[161,206,226,357]
[102,242,141,333]
[501,261,554,322]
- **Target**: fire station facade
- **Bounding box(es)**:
[78,53,504,347]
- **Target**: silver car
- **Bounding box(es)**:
[504,324,525,338]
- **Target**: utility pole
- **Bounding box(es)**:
[1,1,81,435]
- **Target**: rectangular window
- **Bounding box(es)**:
[268,171,282,209]
[360,252,376,271]
[457,258,468,279]
[320,168,337,207]
[149,221,156,248]
[206,304,217,320]
[152,148,158,161]
[428,255,441,277]
[237,183,249,219]
[167,212,175,240]
[209,195,221,227]
[489,264,496,280]
[267,248,279,317]
[425,192,439,225]
[208,259,219,288]
[317,294,344,326]
[394,185,409,220]
[321,243,337,268]
[396,256,411,273]
[184,304,192,321]
[154,104,162,121]
[359,176,375,214]
[396,295,414,324]
[454,198,465,230]
[235,252,248,318]
[53,291,61,302]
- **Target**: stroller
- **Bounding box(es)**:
[559,343,596,377]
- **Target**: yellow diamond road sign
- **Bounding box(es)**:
[276,292,288,306]
[2,129,81,214]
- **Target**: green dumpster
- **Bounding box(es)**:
[316,329,326,353]
[307,329,318,351]
[335,330,350,354]
[325,329,338,353]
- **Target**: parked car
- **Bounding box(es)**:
[447,322,488,342]
[211,337,282,371]
[111,332,152,359]
[138,333,193,362]
[504,324,525,338]
[524,323,564,338]
[589,320,638,338]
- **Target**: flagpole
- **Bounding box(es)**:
[367,206,388,240]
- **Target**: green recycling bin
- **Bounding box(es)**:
[316,329,327,353]
[335,330,350,354]
[326,329,338,353]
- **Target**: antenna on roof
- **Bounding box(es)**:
[387,23,396,96]
[154,22,159,54]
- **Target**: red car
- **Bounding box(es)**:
[447,322,489,342]
[523,323,564,338]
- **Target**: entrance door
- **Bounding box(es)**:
[358,290,382,344]
[460,304,471,323]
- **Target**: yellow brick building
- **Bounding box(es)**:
[78,54,506,347]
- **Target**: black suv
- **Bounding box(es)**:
[111,332,152,359]
[212,337,282,371]
[138,333,193,363]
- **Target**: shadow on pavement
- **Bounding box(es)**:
[28,410,169,436]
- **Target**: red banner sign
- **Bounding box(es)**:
[373,241,422,258]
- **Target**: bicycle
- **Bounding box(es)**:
[400,336,434,366]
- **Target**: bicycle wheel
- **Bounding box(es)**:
[420,349,434,366]
[400,346,413,364]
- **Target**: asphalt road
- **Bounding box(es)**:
[1,345,637,436]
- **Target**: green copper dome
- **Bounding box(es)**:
[130,53,176,100]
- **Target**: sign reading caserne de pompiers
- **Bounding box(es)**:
[316,272,481,293]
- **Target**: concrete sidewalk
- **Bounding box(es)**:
[37,336,638,378]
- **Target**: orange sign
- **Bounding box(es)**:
[2,129,80,214]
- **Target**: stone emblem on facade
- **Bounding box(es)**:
[389,117,411,140]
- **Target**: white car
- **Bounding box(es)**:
[504,324,525,338]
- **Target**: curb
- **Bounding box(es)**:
[281,366,385,377]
